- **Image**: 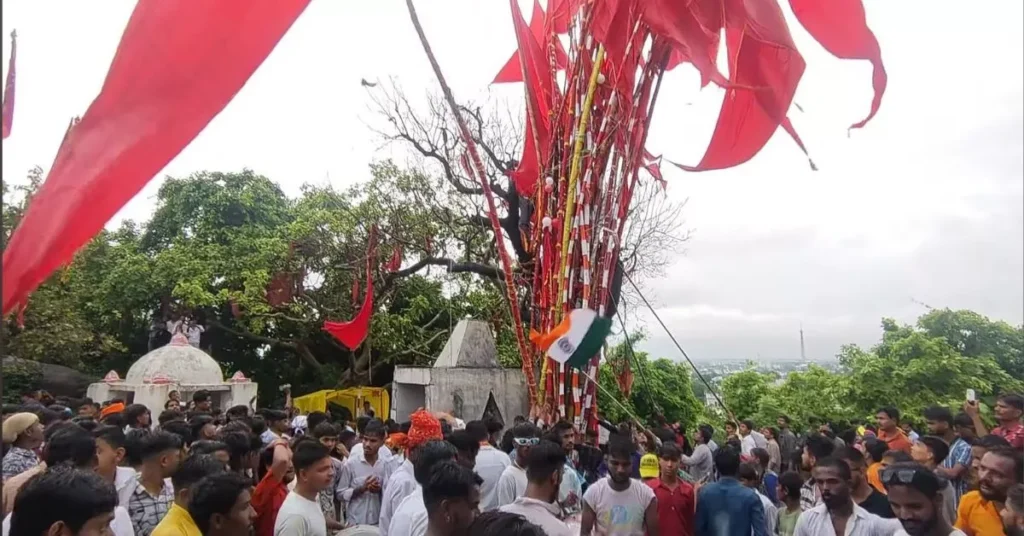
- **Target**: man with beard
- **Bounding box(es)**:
[1001,485,1024,536]
[837,446,896,518]
[800,432,836,511]
[794,457,901,536]
[500,439,574,536]
[884,462,966,536]
[422,461,483,536]
[956,447,1024,536]
[581,435,659,536]
[968,435,1011,491]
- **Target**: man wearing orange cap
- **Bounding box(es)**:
[101,402,127,421]
[380,410,442,535]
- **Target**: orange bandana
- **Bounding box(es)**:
[406,409,442,448]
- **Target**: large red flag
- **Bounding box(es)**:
[323,227,377,350]
[508,0,555,195]
[788,0,886,130]
[1,0,310,316]
[2,30,16,139]
[493,0,567,84]
[676,0,806,171]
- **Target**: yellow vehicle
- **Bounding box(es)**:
[292,387,390,421]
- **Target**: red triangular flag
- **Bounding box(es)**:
[323,227,377,350]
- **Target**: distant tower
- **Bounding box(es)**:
[800,323,807,361]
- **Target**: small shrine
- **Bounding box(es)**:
[87,333,257,416]
[391,319,529,428]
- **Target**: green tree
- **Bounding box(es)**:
[719,367,776,420]
[916,308,1024,379]
[596,336,703,427]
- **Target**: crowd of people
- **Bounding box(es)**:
[1,386,1022,536]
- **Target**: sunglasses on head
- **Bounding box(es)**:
[513,437,540,447]
[881,467,924,486]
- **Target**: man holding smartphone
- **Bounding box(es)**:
[965,393,1024,450]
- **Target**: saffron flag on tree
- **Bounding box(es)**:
[530,309,612,370]
[323,226,378,350]
[2,30,17,139]
[1,0,311,316]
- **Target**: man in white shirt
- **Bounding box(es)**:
[881,462,968,536]
[500,439,574,536]
[467,420,512,511]
[496,423,541,508]
[6,467,132,536]
[387,440,458,536]
[794,457,902,536]
[275,440,336,536]
[739,461,778,535]
[380,411,445,534]
[739,420,759,456]
[349,416,394,462]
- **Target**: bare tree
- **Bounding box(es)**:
[365,80,690,317]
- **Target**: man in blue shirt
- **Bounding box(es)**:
[695,445,768,536]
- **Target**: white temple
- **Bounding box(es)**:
[87,333,257,416]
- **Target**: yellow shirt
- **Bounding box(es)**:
[151,503,201,536]
[954,491,1006,536]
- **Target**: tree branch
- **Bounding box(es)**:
[386,256,504,280]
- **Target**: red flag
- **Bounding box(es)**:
[324,228,377,350]
[507,0,554,195]
[1,0,310,316]
[640,0,729,89]
[386,245,403,272]
[675,0,806,171]
[788,0,886,130]
[493,0,567,84]
[2,30,16,139]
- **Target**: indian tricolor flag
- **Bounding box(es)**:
[530,308,612,369]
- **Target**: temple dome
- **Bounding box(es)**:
[125,334,224,385]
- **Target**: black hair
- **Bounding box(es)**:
[422,460,483,516]
[363,418,386,439]
[737,462,761,483]
[975,434,1012,450]
[190,415,216,440]
[952,412,974,430]
[161,419,194,447]
[158,409,185,426]
[484,417,504,436]
[385,419,399,434]
[836,446,867,467]
[312,422,340,439]
[339,429,357,447]
[607,435,635,461]
[123,404,150,426]
[219,420,252,436]
[751,447,770,468]
[123,429,151,466]
[226,405,250,420]
[292,440,330,473]
[356,416,371,435]
[72,417,99,432]
[465,420,489,443]
[511,422,541,441]
[813,456,852,480]
[985,446,1024,484]
[45,426,97,468]
[658,441,682,461]
[190,440,230,457]
[139,431,184,461]
[414,440,458,485]
[696,424,714,444]
[779,471,804,500]
[803,433,836,461]
[400,422,412,434]
[250,415,267,436]
[765,426,779,440]
[525,440,566,484]
[468,511,546,536]
[999,393,1024,411]
[1008,484,1024,514]
[922,406,953,425]
[306,411,329,432]
[448,430,481,458]
[552,420,573,435]
[193,390,211,403]
[188,472,251,534]
[864,437,888,463]
[43,421,76,442]
[714,446,742,477]
[10,467,118,535]
[917,436,950,465]
[877,406,900,421]
[883,450,913,463]
[172,454,226,491]
[740,419,756,431]
[882,462,944,498]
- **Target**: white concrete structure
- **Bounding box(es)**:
[87,333,257,416]
[392,319,529,427]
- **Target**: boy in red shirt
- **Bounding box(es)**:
[251,440,293,536]
[646,442,695,536]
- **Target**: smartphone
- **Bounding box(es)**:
[966,389,976,402]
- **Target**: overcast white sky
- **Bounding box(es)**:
[3,1,1022,363]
